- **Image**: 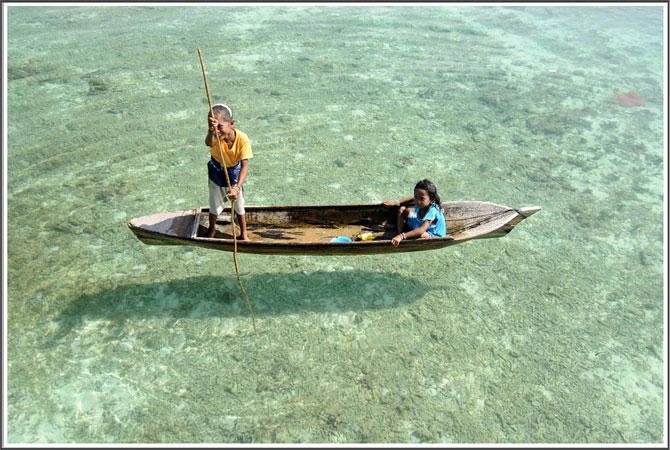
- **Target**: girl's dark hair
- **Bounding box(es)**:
[415,179,441,206]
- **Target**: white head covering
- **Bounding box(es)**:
[213,103,233,119]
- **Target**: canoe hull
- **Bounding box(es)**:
[128,202,541,256]
[129,225,460,255]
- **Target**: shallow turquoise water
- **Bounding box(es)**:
[5,5,665,444]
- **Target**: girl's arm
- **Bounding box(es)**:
[382,195,414,207]
[403,220,430,239]
[391,220,430,247]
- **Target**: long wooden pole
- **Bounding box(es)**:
[197,46,255,332]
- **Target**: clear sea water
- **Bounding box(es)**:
[4,4,666,445]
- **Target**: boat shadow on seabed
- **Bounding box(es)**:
[42,271,431,346]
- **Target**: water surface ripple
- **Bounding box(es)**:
[5,5,665,444]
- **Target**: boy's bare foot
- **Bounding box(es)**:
[240,233,250,241]
[206,228,216,238]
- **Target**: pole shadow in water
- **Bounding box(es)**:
[46,271,430,344]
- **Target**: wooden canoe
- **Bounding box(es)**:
[128,201,542,255]
[128,201,541,255]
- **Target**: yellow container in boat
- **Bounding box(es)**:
[355,232,375,241]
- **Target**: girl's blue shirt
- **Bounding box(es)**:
[407,203,447,237]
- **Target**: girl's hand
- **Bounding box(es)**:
[391,234,403,247]
[382,200,399,208]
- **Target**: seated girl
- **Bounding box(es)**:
[383,179,447,247]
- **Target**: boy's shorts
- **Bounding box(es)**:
[209,180,245,216]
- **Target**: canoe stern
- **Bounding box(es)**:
[128,209,200,245]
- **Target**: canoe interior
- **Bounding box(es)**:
[202,205,399,242]
[198,201,524,242]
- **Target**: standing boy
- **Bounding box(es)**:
[206,103,252,240]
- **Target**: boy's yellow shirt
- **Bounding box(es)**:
[210,129,253,167]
